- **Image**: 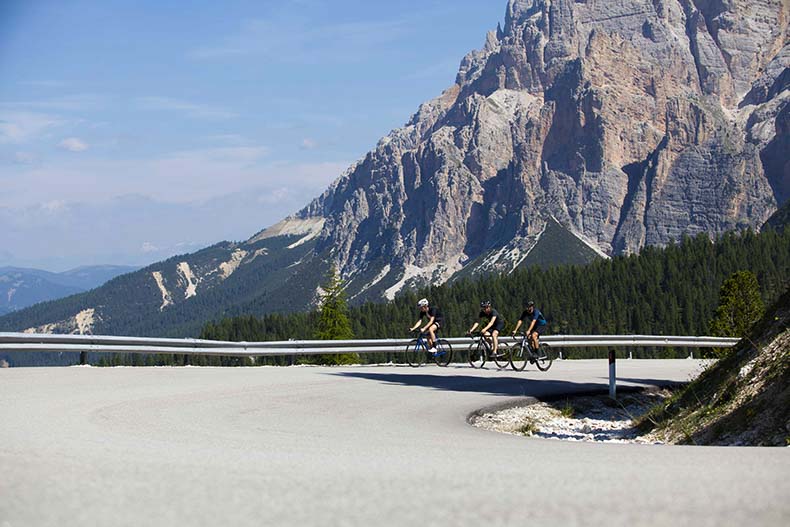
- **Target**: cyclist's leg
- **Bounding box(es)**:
[529,325,544,350]
[427,323,438,349]
[491,329,500,356]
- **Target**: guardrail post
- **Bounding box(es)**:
[79,351,88,365]
[608,350,616,400]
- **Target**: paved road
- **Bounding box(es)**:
[1,360,788,526]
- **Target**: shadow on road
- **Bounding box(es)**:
[332,371,605,398]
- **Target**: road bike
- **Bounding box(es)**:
[405,331,453,367]
[467,332,511,369]
[509,333,553,371]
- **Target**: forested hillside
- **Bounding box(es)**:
[4,227,786,367]
[199,228,790,362]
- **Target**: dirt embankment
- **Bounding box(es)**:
[637,288,790,446]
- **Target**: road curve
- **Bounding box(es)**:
[1,360,788,527]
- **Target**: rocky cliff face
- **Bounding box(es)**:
[2,0,787,337]
[287,0,787,298]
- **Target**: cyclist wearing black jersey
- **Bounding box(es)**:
[468,300,504,357]
[409,298,443,352]
[511,300,547,351]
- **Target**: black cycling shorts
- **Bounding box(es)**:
[531,325,547,336]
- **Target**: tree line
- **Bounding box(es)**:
[197,228,790,363]
[74,226,789,366]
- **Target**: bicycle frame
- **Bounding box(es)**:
[406,332,452,367]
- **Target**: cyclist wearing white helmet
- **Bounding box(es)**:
[468,300,504,357]
[409,298,444,352]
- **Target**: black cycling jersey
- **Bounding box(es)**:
[479,308,505,332]
[419,306,444,326]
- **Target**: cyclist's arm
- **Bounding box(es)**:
[512,320,523,334]
[526,318,537,334]
[482,317,496,333]
[409,319,421,332]
[421,316,435,332]
[468,322,480,334]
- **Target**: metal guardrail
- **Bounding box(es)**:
[0,332,740,358]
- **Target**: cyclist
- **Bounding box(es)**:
[511,300,547,351]
[468,300,504,357]
[409,298,443,352]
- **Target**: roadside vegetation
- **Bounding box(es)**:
[635,287,790,446]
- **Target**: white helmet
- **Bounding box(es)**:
[417,298,429,307]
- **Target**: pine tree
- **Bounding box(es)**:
[313,266,358,365]
[708,270,765,356]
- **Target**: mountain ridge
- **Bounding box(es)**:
[0,265,138,316]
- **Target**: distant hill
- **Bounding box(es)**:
[0,265,138,315]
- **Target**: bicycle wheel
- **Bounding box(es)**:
[433,339,453,367]
[535,343,553,371]
[493,342,511,369]
[509,341,528,371]
[405,339,426,367]
[468,342,486,369]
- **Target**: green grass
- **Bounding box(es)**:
[518,419,540,436]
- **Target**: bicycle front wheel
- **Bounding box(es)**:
[433,339,453,367]
[510,341,528,371]
[468,342,486,369]
[494,342,511,369]
[405,339,426,368]
[535,343,553,371]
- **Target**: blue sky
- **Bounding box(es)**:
[0,0,505,271]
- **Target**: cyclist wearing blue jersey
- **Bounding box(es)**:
[512,300,547,351]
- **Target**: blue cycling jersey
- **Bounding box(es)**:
[520,308,547,326]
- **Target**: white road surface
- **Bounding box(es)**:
[1,360,788,526]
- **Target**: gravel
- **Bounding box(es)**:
[471,390,672,444]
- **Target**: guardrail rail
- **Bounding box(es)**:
[0,332,740,360]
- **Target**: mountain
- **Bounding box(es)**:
[0,265,138,316]
[0,0,787,337]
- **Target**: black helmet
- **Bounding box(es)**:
[526,300,535,307]
[480,300,492,308]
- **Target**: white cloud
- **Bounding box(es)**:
[136,96,237,120]
[301,138,318,150]
[17,80,67,88]
[0,111,63,144]
[13,152,35,164]
[0,143,347,209]
[1,94,107,112]
[141,242,159,253]
[40,200,68,213]
[190,17,412,63]
[59,137,89,152]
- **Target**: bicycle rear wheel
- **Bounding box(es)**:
[468,342,486,369]
[509,341,528,371]
[433,339,453,367]
[535,343,553,371]
[405,339,426,367]
[493,342,511,369]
